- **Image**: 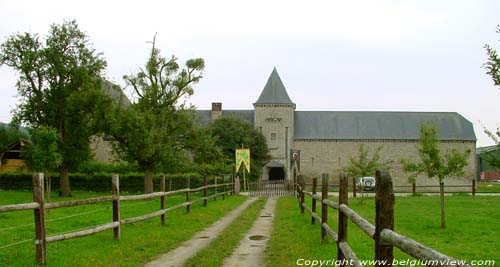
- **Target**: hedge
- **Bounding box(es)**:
[0,172,226,193]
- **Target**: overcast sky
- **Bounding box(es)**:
[1,0,499,147]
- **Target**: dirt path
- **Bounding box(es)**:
[222,197,277,267]
[144,198,257,267]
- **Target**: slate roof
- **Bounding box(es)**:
[254,68,294,104]
[294,111,476,141]
[102,80,131,107]
[196,110,254,126]
[476,145,500,154]
[196,110,475,141]
[196,110,212,125]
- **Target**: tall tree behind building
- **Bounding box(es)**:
[207,117,270,181]
[109,35,204,193]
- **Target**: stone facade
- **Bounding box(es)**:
[90,136,116,163]
[254,103,295,181]
[295,139,476,191]
[200,68,477,190]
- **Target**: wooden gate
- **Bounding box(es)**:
[248,179,295,197]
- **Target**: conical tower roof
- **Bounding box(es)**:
[255,68,294,104]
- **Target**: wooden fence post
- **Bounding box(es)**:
[234,176,240,194]
[186,177,191,214]
[352,177,357,198]
[160,174,166,225]
[296,174,301,200]
[33,173,46,266]
[232,164,236,195]
[203,176,208,207]
[232,174,236,195]
[112,174,121,240]
[214,176,218,201]
[321,174,328,243]
[299,175,305,214]
[375,170,394,266]
[222,176,226,200]
[337,173,348,261]
[311,177,317,224]
[472,179,476,196]
[412,181,416,195]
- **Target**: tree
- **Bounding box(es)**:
[483,128,500,169]
[485,25,500,88]
[400,123,470,229]
[206,117,271,181]
[484,25,500,167]
[188,127,226,175]
[0,20,108,197]
[109,35,204,193]
[23,126,62,173]
[343,144,390,202]
[0,123,30,149]
[343,144,390,179]
[23,126,63,202]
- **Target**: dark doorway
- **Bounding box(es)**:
[269,167,285,180]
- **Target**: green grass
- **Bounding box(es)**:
[185,198,266,267]
[266,198,337,266]
[266,195,500,267]
[477,181,500,193]
[0,190,246,267]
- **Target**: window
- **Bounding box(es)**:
[270,132,277,140]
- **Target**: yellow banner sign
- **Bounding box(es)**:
[235,148,250,173]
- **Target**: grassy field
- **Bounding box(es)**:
[0,190,245,267]
[477,181,500,193]
[266,195,500,267]
[185,198,266,267]
[3,191,498,267]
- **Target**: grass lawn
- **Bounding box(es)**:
[0,190,246,267]
[185,198,267,267]
[477,181,500,193]
[266,195,500,267]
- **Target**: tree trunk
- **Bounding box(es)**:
[144,164,154,193]
[440,181,445,229]
[59,166,72,197]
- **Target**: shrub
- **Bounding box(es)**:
[76,160,140,174]
[0,172,221,193]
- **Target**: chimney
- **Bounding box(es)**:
[211,102,222,121]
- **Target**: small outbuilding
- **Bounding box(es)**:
[476,145,500,181]
[0,139,30,173]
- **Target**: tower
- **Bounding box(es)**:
[254,68,295,180]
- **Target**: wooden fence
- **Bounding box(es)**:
[296,172,473,267]
[303,179,478,196]
[0,173,234,265]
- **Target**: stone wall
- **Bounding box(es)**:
[254,104,295,179]
[294,139,476,191]
[90,136,117,163]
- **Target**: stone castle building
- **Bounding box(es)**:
[202,68,476,188]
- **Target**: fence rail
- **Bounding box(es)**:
[0,173,234,265]
[302,180,478,195]
[296,172,474,267]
